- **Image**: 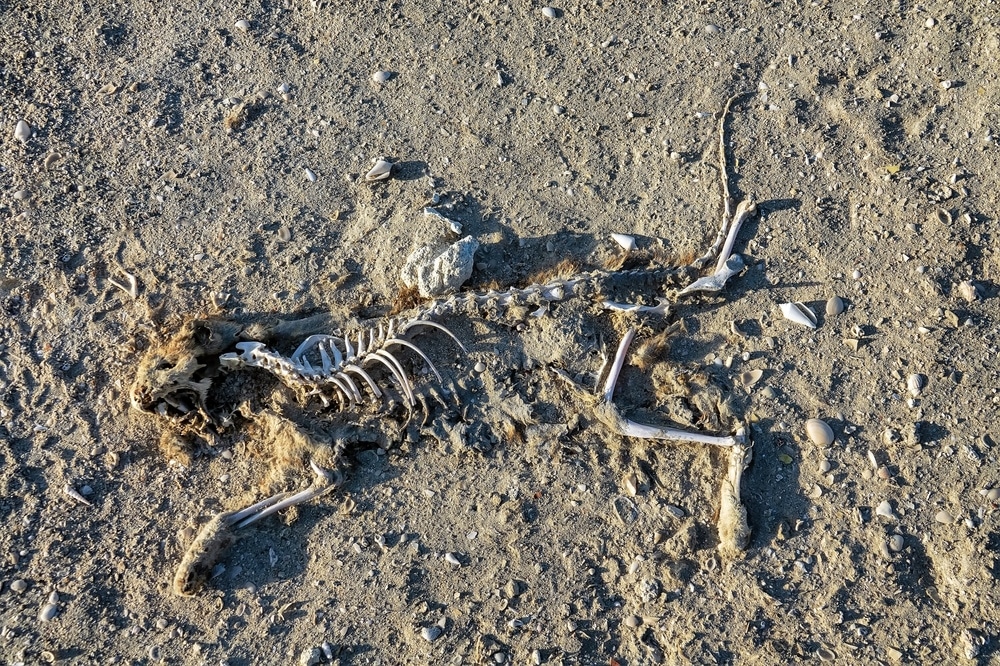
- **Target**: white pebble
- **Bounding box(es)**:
[935,510,954,524]
[10,579,28,593]
[888,534,904,552]
[13,119,31,142]
[541,6,557,18]
[421,625,442,642]
[444,552,461,566]
[551,104,565,115]
[940,80,952,90]
[276,82,291,94]
[704,24,721,34]
[924,17,936,28]
[474,361,486,373]
[875,500,897,520]
[234,19,251,31]
[372,70,391,84]
[304,167,316,182]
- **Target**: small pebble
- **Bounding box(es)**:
[234,19,251,31]
[541,6,557,18]
[372,70,391,84]
[277,226,292,242]
[551,104,565,115]
[444,552,461,566]
[818,460,832,474]
[155,618,168,630]
[935,510,954,524]
[704,24,722,34]
[624,615,641,628]
[12,189,30,201]
[10,579,28,593]
[875,500,897,520]
[825,296,844,316]
[889,534,904,552]
[986,488,1000,502]
[940,80,953,90]
[421,625,442,642]
[298,647,321,666]
[924,17,936,28]
[474,361,486,373]
[304,167,316,182]
[851,269,862,280]
[13,119,31,142]
[804,419,834,446]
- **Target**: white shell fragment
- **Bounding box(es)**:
[234,19,251,31]
[424,207,462,234]
[38,592,59,622]
[738,369,764,388]
[541,6,557,18]
[372,70,391,84]
[804,419,834,446]
[14,119,31,142]
[304,167,316,182]
[906,373,924,397]
[779,302,817,328]
[63,483,93,506]
[611,233,636,251]
[365,159,393,182]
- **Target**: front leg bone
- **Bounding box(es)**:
[173,460,339,596]
[718,441,752,558]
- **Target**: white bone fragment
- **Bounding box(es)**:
[344,363,383,399]
[611,233,636,251]
[718,439,751,557]
[401,320,468,353]
[779,302,817,328]
[386,338,443,382]
[108,267,138,299]
[678,254,745,296]
[365,352,414,406]
[424,207,463,234]
[335,371,362,402]
[601,298,670,316]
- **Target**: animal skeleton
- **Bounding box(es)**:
[131,91,759,595]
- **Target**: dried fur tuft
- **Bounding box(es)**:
[525,258,580,286]
[159,431,194,466]
[390,284,422,315]
[501,420,525,445]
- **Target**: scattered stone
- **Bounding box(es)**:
[421,625,442,642]
[13,119,31,142]
[935,510,955,524]
[541,6,557,18]
[299,647,321,666]
[234,19,251,31]
[875,501,898,520]
[10,579,28,593]
[889,534,904,552]
[825,295,844,316]
[401,236,480,297]
[372,70,391,84]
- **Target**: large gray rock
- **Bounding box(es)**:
[401,236,479,297]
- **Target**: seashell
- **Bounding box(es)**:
[779,302,817,328]
[38,592,59,622]
[371,70,391,84]
[906,373,924,396]
[804,419,834,446]
[234,19,251,31]
[934,510,954,524]
[14,119,31,142]
[365,159,393,182]
[43,152,62,169]
[957,280,979,302]
[421,625,442,642]
[444,551,461,566]
[304,167,316,182]
[875,500,897,520]
[985,488,1000,502]
[738,368,764,388]
[610,233,636,251]
[622,472,638,496]
[624,615,641,628]
[541,6,557,18]
[825,295,844,316]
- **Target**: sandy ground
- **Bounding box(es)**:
[3,0,1000,664]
